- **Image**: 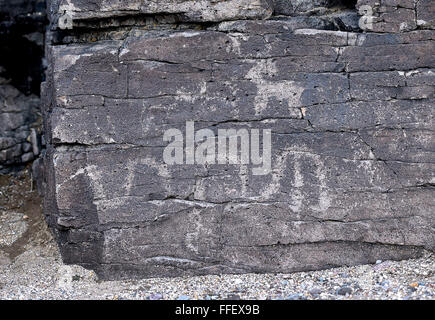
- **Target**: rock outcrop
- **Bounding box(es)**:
[0,76,41,173]
[0,0,45,173]
[41,0,434,279]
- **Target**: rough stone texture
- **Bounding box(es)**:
[0,0,45,173]
[417,0,435,30]
[0,211,28,246]
[356,0,435,33]
[273,0,356,16]
[0,75,41,173]
[42,1,435,279]
[48,0,273,30]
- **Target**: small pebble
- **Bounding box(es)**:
[309,288,322,295]
[337,287,353,296]
[408,286,417,292]
[150,293,163,300]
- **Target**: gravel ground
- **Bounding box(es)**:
[0,173,434,300]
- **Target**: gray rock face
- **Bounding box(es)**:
[48,0,273,29]
[273,0,356,16]
[0,0,45,173]
[356,0,434,33]
[0,78,41,173]
[42,0,435,279]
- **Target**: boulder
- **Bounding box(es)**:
[42,0,435,279]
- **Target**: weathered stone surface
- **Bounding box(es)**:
[48,0,273,29]
[356,0,435,33]
[42,5,435,279]
[273,0,357,16]
[417,0,435,30]
[0,78,41,173]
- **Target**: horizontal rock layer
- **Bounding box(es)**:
[356,0,435,33]
[49,0,435,33]
[48,0,273,29]
[42,13,435,278]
